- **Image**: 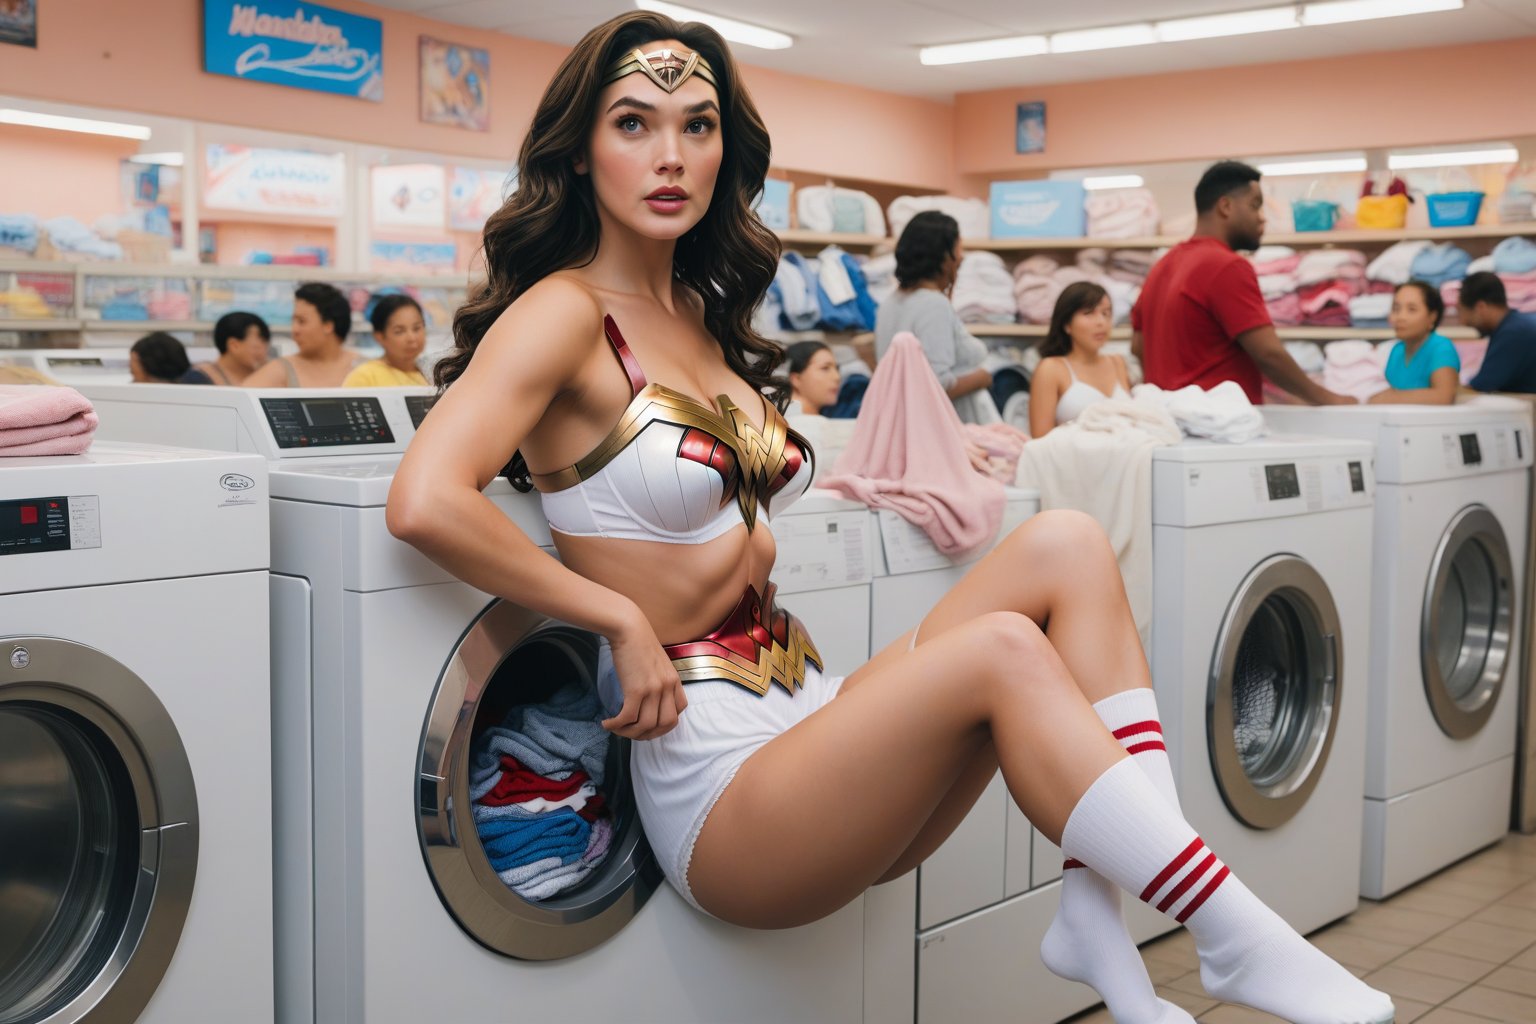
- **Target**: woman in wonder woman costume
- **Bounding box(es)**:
[388,13,1393,1024]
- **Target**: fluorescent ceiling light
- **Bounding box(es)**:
[1050,23,1156,53]
[1388,146,1519,169]
[920,35,1048,65]
[0,108,152,140]
[1256,156,1368,176]
[634,1,792,49]
[1157,6,1300,42]
[1301,0,1462,27]
[1083,175,1146,190]
[132,151,184,167]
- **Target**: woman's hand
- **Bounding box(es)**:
[602,609,688,740]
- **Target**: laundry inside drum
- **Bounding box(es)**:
[1230,594,1318,791]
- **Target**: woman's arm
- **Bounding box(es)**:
[1368,366,1460,405]
[387,278,684,737]
[947,366,992,399]
[1028,359,1063,438]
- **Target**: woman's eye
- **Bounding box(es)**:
[686,119,715,135]
[618,116,642,132]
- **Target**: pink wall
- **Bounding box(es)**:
[955,38,1536,183]
[0,0,955,190]
[0,125,139,224]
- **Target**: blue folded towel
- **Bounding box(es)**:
[1410,243,1472,288]
[477,808,591,873]
[1493,238,1536,276]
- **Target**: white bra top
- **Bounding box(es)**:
[1055,359,1129,425]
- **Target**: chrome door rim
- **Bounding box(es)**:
[0,637,198,1024]
[1207,557,1342,830]
[1421,505,1514,740]
[417,600,658,961]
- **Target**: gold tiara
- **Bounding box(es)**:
[603,47,717,93]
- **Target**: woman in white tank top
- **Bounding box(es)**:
[1028,281,1131,437]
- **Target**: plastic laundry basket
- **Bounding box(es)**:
[1291,199,1338,233]
[1427,191,1484,228]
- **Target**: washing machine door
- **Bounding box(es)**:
[417,600,659,961]
[0,637,198,1024]
[1421,505,1514,740]
[1207,556,1342,830]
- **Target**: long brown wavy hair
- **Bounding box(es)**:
[436,12,784,486]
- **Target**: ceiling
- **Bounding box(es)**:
[367,0,1536,99]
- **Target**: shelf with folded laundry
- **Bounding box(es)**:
[467,635,626,904]
[965,222,1536,253]
[0,318,85,332]
[963,324,1476,341]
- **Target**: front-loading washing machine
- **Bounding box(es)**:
[1265,401,1533,897]
[0,442,272,1024]
[1150,435,1375,935]
[78,385,887,1024]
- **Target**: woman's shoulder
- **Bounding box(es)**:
[485,274,606,350]
[1031,356,1068,386]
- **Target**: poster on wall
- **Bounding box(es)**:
[203,143,346,218]
[370,241,457,274]
[1016,101,1046,155]
[203,0,383,101]
[370,164,446,230]
[420,37,490,131]
[0,0,37,47]
[448,167,509,231]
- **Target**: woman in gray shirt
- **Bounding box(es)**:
[875,211,999,423]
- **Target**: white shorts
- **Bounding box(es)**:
[630,665,845,913]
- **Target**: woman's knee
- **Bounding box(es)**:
[1009,508,1114,569]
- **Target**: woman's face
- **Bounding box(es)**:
[1067,296,1114,354]
[291,299,335,355]
[942,240,964,288]
[375,305,427,368]
[128,351,151,383]
[1390,287,1436,341]
[581,40,724,243]
[790,348,841,413]
[228,326,271,373]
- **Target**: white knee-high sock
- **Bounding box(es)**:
[1060,759,1394,1024]
[1042,690,1195,1024]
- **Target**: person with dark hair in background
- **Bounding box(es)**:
[784,340,841,415]
[182,311,271,385]
[1132,160,1350,406]
[345,295,429,387]
[129,331,191,383]
[386,14,1393,1024]
[243,281,363,388]
[1029,281,1130,436]
[1463,272,1536,394]
[1369,280,1459,405]
[875,210,999,423]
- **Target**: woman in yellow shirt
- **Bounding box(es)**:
[345,294,429,387]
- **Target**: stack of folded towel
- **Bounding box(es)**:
[1251,246,1303,326]
[953,252,1018,324]
[1084,189,1160,239]
[0,386,99,457]
[469,683,617,902]
[1295,249,1368,328]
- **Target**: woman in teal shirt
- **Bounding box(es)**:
[1370,279,1460,405]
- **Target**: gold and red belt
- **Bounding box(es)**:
[662,582,821,697]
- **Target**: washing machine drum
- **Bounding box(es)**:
[1207,557,1342,830]
[417,601,660,961]
[1421,505,1514,740]
[0,638,198,1024]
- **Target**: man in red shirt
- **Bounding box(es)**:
[1132,161,1350,405]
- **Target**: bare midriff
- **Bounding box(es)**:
[551,522,776,645]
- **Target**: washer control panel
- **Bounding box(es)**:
[260,396,395,449]
[0,495,101,556]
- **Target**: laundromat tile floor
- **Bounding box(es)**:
[1065,832,1536,1023]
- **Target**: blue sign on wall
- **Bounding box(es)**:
[204,0,383,101]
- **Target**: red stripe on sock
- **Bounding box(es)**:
[1175,865,1231,923]
[1157,852,1216,912]
[1125,740,1167,756]
[1141,837,1205,903]
[1112,720,1163,740]
[1063,858,1086,870]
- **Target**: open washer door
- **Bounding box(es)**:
[1207,556,1342,831]
[0,637,198,1024]
[1422,505,1515,740]
[417,600,659,961]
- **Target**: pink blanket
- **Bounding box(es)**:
[820,334,1005,558]
[0,385,98,456]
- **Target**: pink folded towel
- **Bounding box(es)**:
[0,385,99,456]
[820,333,1005,559]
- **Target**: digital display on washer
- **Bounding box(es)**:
[404,394,437,429]
[1264,463,1301,501]
[0,496,69,556]
[1459,432,1482,466]
[260,397,395,449]
[1348,461,1365,493]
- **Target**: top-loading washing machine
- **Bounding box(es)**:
[1151,435,1375,934]
[2,348,220,385]
[0,442,272,1024]
[79,384,892,1024]
[1265,401,1533,897]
